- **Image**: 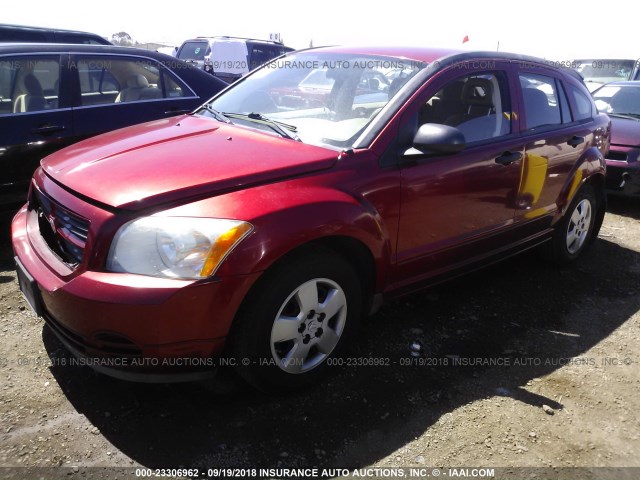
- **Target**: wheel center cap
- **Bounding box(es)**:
[307,319,319,336]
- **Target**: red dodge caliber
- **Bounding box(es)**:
[13,47,610,391]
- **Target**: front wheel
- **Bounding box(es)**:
[230,250,362,392]
[548,184,598,265]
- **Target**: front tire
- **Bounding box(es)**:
[230,249,362,392]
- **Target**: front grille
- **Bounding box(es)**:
[30,187,90,267]
[607,150,628,162]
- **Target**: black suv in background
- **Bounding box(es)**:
[176,36,293,83]
[0,44,227,210]
[0,24,112,45]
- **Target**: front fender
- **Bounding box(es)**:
[223,185,391,285]
[160,177,394,291]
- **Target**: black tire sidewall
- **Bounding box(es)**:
[553,184,597,264]
[231,251,362,392]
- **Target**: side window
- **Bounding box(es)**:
[419,71,512,143]
[567,85,594,121]
[519,73,561,130]
[78,59,119,99]
[76,57,184,106]
[0,60,14,114]
[161,71,188,98]
[0,56,60,115]
[177,42,209,61]
[248,44,284,71]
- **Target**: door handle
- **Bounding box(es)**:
[568,136,584,148]
[164,109,191,116]
[32,125,66,135]
[495,151,522,166]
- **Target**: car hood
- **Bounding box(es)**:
[42,115,338,210]
[610,116,640,147]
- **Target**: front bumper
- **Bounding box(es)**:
[12,205,261,382]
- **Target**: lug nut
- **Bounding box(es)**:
[318,313,326,322]
[307,310,316,319]
[315,328,323,337]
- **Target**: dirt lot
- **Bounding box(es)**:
[1,198,639,480]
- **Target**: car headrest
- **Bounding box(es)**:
[440,80,465,101]
[461,78,493,106]
[522,87,549,108]
[127,74,149,88]
[23,74,44,97]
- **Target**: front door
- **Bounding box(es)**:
[394,63,525,287]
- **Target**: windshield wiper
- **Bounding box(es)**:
[201,104,232,123]
[223,112,301,141]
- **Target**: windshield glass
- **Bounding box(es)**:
[206,51,426,149]
[574,60,636,84]
[593,84,640,115]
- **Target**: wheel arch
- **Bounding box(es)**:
[555,145,606,221]
[237,235,378,324]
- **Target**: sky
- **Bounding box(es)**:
[5,0,638,60]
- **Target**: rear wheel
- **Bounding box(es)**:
[549,184,598,265]
[230,250,362,392]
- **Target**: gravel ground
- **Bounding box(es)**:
[0,198,639,480]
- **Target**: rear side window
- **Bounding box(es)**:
[177,42,209,61]
[0,56,60,115]
[76,56,188,106]
[248,44,284,71]
[519,73,562,130]
[567,85,594,121]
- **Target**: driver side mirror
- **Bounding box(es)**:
[405,123,466,157]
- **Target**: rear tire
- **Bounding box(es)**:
[548,184,598,265]
[230,249,362,392]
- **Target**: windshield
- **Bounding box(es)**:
[593,84,640,116]
[178,41,209,61]
[205,51,426,149]
[574,59,636,84]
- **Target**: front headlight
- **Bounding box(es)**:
[106,217,253,279]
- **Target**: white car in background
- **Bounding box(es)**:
[573,58,640,92]
[176,36,293,83]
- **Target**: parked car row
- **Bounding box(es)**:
[12,45,611,391]
[0,43,227,209]
[570,57,640,198]
[591,81,640,196]
[572,58,640,92]
[176,36,294,83]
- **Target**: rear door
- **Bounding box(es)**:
[0,53,73,207]
[69,53,199,142]
[514,65,593,223]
